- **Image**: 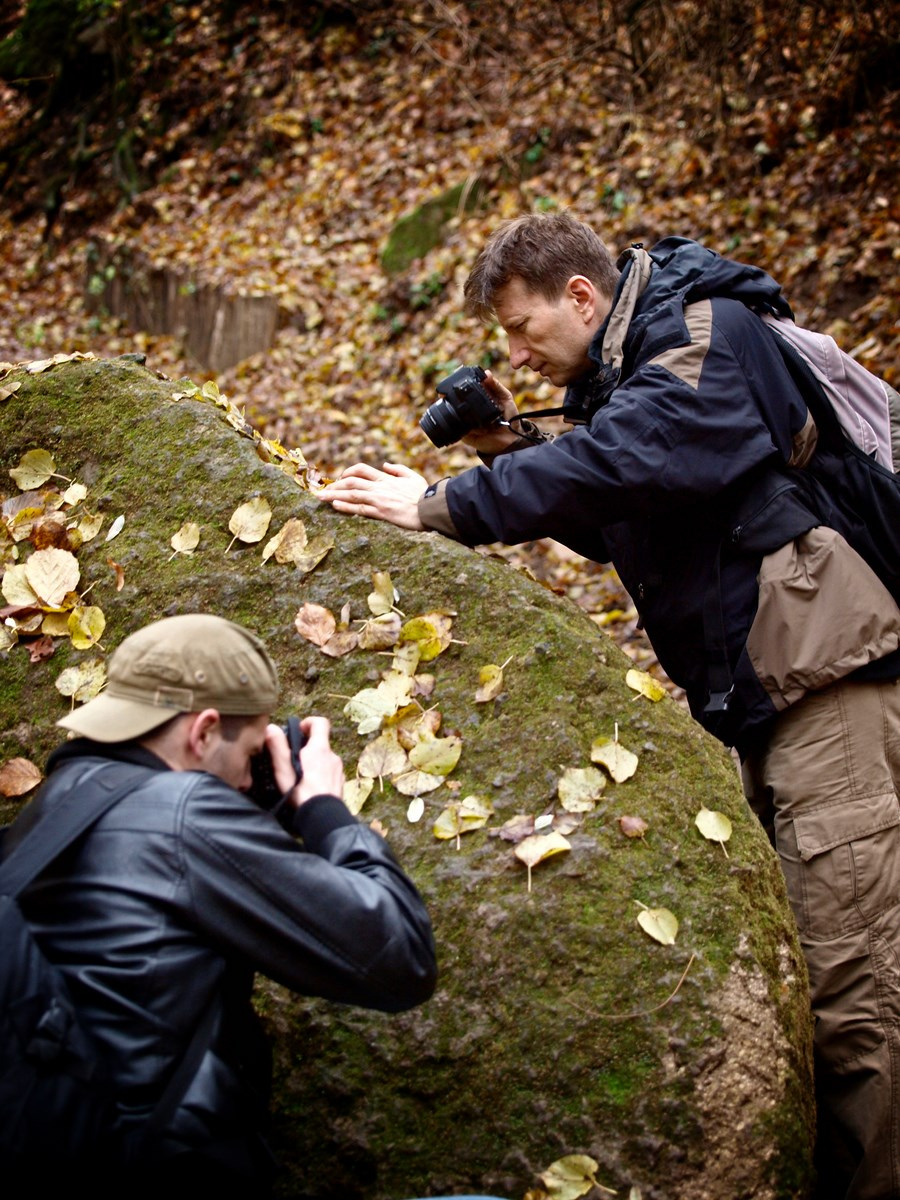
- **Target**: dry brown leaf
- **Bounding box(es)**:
[0,756,43,797]
[291,531,334,576]
[515,831,571,892]
[619,814,649,839]
[27,634,56,662]
[262,517,308,564]
[170,521,201,557]
[23,547,80,607]
[591,735,639,782]
[625,667,667,701]
[367,570,396,616]
[357,612,402,650]
[320,628,359,658]
[475,662,504,703]
[107,557,125,591]
[293,602,336,647]
[55,658,107,702]
[225,496,272,551]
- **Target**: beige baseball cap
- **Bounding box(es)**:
[58,613,279,743]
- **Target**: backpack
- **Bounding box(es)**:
[702,314,900,730]
[760,313,900,605]
[0,761,216,1185]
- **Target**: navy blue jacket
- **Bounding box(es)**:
[441,239,868,750]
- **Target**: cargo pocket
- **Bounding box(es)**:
[792,793,900,939]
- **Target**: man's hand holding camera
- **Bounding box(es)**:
[263,715,345,807]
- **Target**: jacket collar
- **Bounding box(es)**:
[47,737,170,776]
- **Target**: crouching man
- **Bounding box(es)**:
[2,613,437,1195]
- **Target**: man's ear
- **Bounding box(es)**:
[564,275,599,323]
[184,709,222,764]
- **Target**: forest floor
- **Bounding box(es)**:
[1,1,896,699]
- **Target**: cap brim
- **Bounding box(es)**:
[57,693,184,743]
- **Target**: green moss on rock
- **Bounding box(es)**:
[0,358,814,1198]
[381,180,485,275]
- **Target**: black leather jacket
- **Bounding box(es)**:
[7,739,437,1172]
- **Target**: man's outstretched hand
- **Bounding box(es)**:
[318,462,428,530]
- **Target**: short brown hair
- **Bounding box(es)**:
[464,211,619,323]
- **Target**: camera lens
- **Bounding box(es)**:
[419,398,467,448]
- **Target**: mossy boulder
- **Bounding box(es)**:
[0,357,814,1199]
[381,180,485,275]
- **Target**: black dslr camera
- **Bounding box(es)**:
[249,716,306,814]
[421,360,621,449]
[419,365,501,448]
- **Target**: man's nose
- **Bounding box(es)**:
[509,340,530,369]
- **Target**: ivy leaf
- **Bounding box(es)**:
[0,756,43,796]
[9,448,56,490]
[557,765,606,812]
[636,903,679,945]
[515,831,571,892]
[625,667,667,701]
[695,805,733,856]
[225,496,271,552]
[591,735,639,782]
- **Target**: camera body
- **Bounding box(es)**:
[249,716,306,812]
[419,365,500,448]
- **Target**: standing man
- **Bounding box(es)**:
[319,212,900,1199]
[3,613,436,1194]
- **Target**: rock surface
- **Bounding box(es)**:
[0,357,814,1199]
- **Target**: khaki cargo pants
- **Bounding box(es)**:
[742,677,900,1200]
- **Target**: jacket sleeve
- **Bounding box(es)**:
[178,779,437,1013]
[442,298,806,555]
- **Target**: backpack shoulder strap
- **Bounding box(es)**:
[0,761,152,899]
